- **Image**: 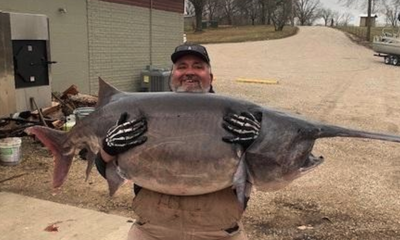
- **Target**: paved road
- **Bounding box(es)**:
[206,26,400,239]
[0,192,132,240]
[1,26,399,240]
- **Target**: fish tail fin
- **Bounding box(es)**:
[25,126,74,188]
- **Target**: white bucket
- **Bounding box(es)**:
[73,107,95,120]
[0,137,22,166]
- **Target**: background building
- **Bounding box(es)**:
[0,0,184,95]
[359,14,378,27]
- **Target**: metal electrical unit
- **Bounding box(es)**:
[140,67,171,92]
[0,12,55,117]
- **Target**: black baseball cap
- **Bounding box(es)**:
[171,43,210,64]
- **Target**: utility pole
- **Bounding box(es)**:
[291,0,295,26]
[366,0,372,41]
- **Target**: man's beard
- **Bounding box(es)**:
[172,79,210,93]
[175,85,209,93]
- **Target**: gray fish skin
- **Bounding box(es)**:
[25,79,400,197]
[103,91,254,195]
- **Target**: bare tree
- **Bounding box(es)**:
[248,0,260,25]
[257,0,274,25]
[295,0,322,26]
[258,0,267,24]
[204,0,221,21]
[320,8,333,26]
[382,0,400,27]
[185,0,195,15]
[332,10,342,27]
[289,0,297,26]
[236,0,260,25]
[270,0,292,31]
[338,12,354,26]
[221,0,240,25]
[338,0,374,40]
[189,0,206,32]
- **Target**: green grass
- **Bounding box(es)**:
[185,25,298,44]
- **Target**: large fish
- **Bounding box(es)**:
[26,78,400,204]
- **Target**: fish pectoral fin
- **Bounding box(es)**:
[105,161,127,196]
[85,149,98,182]
[232,155,252,210]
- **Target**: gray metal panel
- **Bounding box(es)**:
[10,12,52,112]
[15,86,52,112]
[9,12,49,40]
[0,12,16,117]
[0,11,52,115]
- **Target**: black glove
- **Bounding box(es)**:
[222,112,261,149]
[102,112,147,156]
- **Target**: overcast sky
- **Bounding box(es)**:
[318,0,385,26]
[319,0,362,25]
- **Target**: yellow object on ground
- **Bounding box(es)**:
[236,78,279,84]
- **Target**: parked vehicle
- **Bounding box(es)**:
[372,15,400,66]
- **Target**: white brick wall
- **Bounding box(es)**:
[88,0,183,93]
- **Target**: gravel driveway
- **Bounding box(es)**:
[206,26,400,240]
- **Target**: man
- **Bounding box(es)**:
[96,43,261,240]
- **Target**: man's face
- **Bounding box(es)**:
[170,55,213,93]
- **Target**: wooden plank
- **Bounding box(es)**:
[236,78,279,85]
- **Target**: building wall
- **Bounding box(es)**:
[0,0,89,93]
[88,0,183,93]
[0,0,184,96]
[359,17,376,27]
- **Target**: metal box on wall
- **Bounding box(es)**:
[140,67,171,92]
[0,11,54,117]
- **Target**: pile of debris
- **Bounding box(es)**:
[0,85,98,138]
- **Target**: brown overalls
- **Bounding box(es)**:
[127,187,248,240]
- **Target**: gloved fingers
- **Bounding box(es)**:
[107,117,146,137]
[240,112,261,129]
[223,113,260,131]
[222,135,256,144]
[116,118,147,135]
[106,124,147,146]
[222,121,259,136]
[108,125,147,146]
[124,136,147,147]
[109,136,147,148]
[222,136,236,144]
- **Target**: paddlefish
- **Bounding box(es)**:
[25,78,400,205]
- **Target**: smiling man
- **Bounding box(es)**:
[170,43,214,93]
[96,43,261,240]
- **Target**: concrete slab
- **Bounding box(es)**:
[0,192,133,240]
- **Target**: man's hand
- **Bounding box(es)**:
[102,112,148,156]
[222,112,261,149]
